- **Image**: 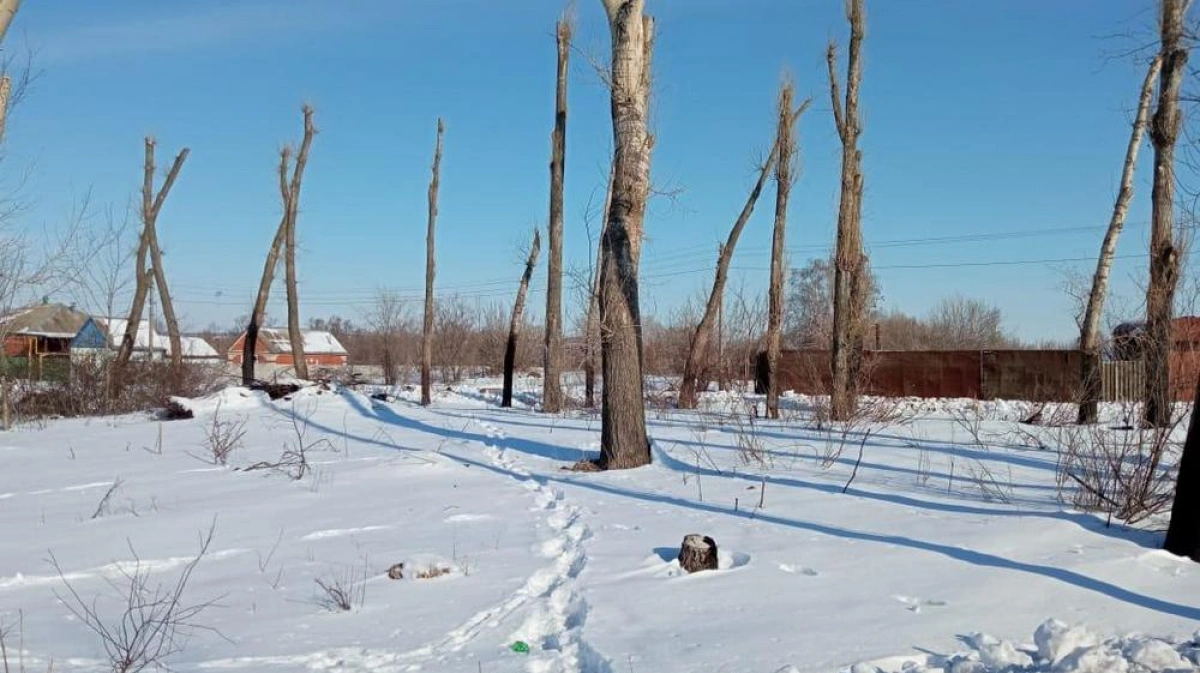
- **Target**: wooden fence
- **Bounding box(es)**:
[1100,360,1143,402]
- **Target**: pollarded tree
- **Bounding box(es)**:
[543,15,573,414]
[503,229,541,408]
[1143,0,1189,428]
[677,92,811,410]
[421,119,445,406]
[1077,56,1161,424]
[765,79,799,420]
[828,0,868,422]
[595,0,654,470]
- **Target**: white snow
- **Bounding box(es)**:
[93,318,218,358]
[0,381,1196,672]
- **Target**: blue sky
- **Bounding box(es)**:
[4,0,1181,341]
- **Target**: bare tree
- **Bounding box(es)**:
[828,0,868,422]
[1145,0,1190,427]
[677,97,812,409]
[284,106,317,380]
[543,16,573,414]
[422,119,444,407]
[765,79,799,420]
[1078,57,1162,424]
[241,108,316,384]
[364,289,407,386]
[114,140,188,375]
[503,229,542,407]
[595,0,654,470]
[0,0,20,141]
[0,0,19,45]
[241,150,290,385]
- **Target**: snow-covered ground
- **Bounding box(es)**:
[0,380,1196,672]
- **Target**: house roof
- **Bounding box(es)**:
[179,336,220,359]
[0,303,90,339]
[93,318,219,358]
[1114,316,1200,343]
[247,328,348,356]
[96,317,165,352]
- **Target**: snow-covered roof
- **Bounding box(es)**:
[179,336,220,359]
[258,328,348,356]
[95,318,218,358]
[97,317,164,352]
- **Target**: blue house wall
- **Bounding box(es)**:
[70,318,107,349]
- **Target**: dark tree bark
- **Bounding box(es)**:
[828,0,867,422]
[242,150,290,386]
[285,105,317,381]
[115,138,188,376]
[1144,0,1189,428]
[1165,374,1200,561]
[766,81,798,420]
[584,165,614,409]
[422,119,445,407]
[596,0,653,470]
[543,17,572,414]
[676,534,718,573]
[678,98,812,410]
[503,229,542,408]
[1078,56,1161,424]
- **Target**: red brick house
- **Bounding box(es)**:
[227,328,348,367]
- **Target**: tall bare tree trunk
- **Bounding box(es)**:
[596,0,653,470]
[1144,0,1189,428]
[584,165,615,409]
[242,150,291,385]
[140,139,190,374]
[115,138,188,378]
[1078,57,1162,424]
[503,229,542,408]
[0,0,20,45]
[543,17,572,414]
[422,119,444,407]
[243,108,316,385]
[284,106,317,380]
[828,0,867,422]
[677,98,811,410]
[1165,372,1200,560]
[765,81,799,420]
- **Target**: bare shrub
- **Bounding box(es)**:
[314,563,366,612]
[90,478,124,519]
[242,400,334,480]
[12,359,225,423]
[50,523,220,673]
[202,401,246,466]
[728,400,770,467]
[1054,402,1183,523]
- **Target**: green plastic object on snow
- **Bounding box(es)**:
[510,641,530,654]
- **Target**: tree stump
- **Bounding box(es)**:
[677,534,719,573]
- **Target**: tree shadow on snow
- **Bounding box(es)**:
[318,392,1191,621]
